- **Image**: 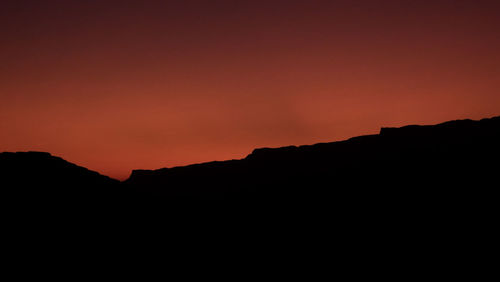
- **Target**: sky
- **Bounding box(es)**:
[1,0,500,180]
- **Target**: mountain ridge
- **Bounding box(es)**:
[1,115,499,200]
[122,115,500,199]
[127,115,499,180]
[0,151,120,202]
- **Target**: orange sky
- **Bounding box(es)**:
[1,0,500,180]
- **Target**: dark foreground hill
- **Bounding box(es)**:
[125,115,500,200]
[0,151,120,201]
[1,115,499,202]
[3,117,498,274]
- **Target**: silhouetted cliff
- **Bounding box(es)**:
[125,116,500,200]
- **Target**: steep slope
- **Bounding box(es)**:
[0,151,119,201]
[125,116,500,199]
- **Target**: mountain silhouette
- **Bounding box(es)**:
[124,115,500,200]
[1,116,499,202]
[0,151,119,202]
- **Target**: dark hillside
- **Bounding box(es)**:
[124,116,500,200]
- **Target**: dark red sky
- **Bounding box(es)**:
[1,0,500,180]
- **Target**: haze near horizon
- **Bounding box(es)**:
[1,0,499,179]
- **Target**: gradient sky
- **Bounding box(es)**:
[1,0,500,180]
